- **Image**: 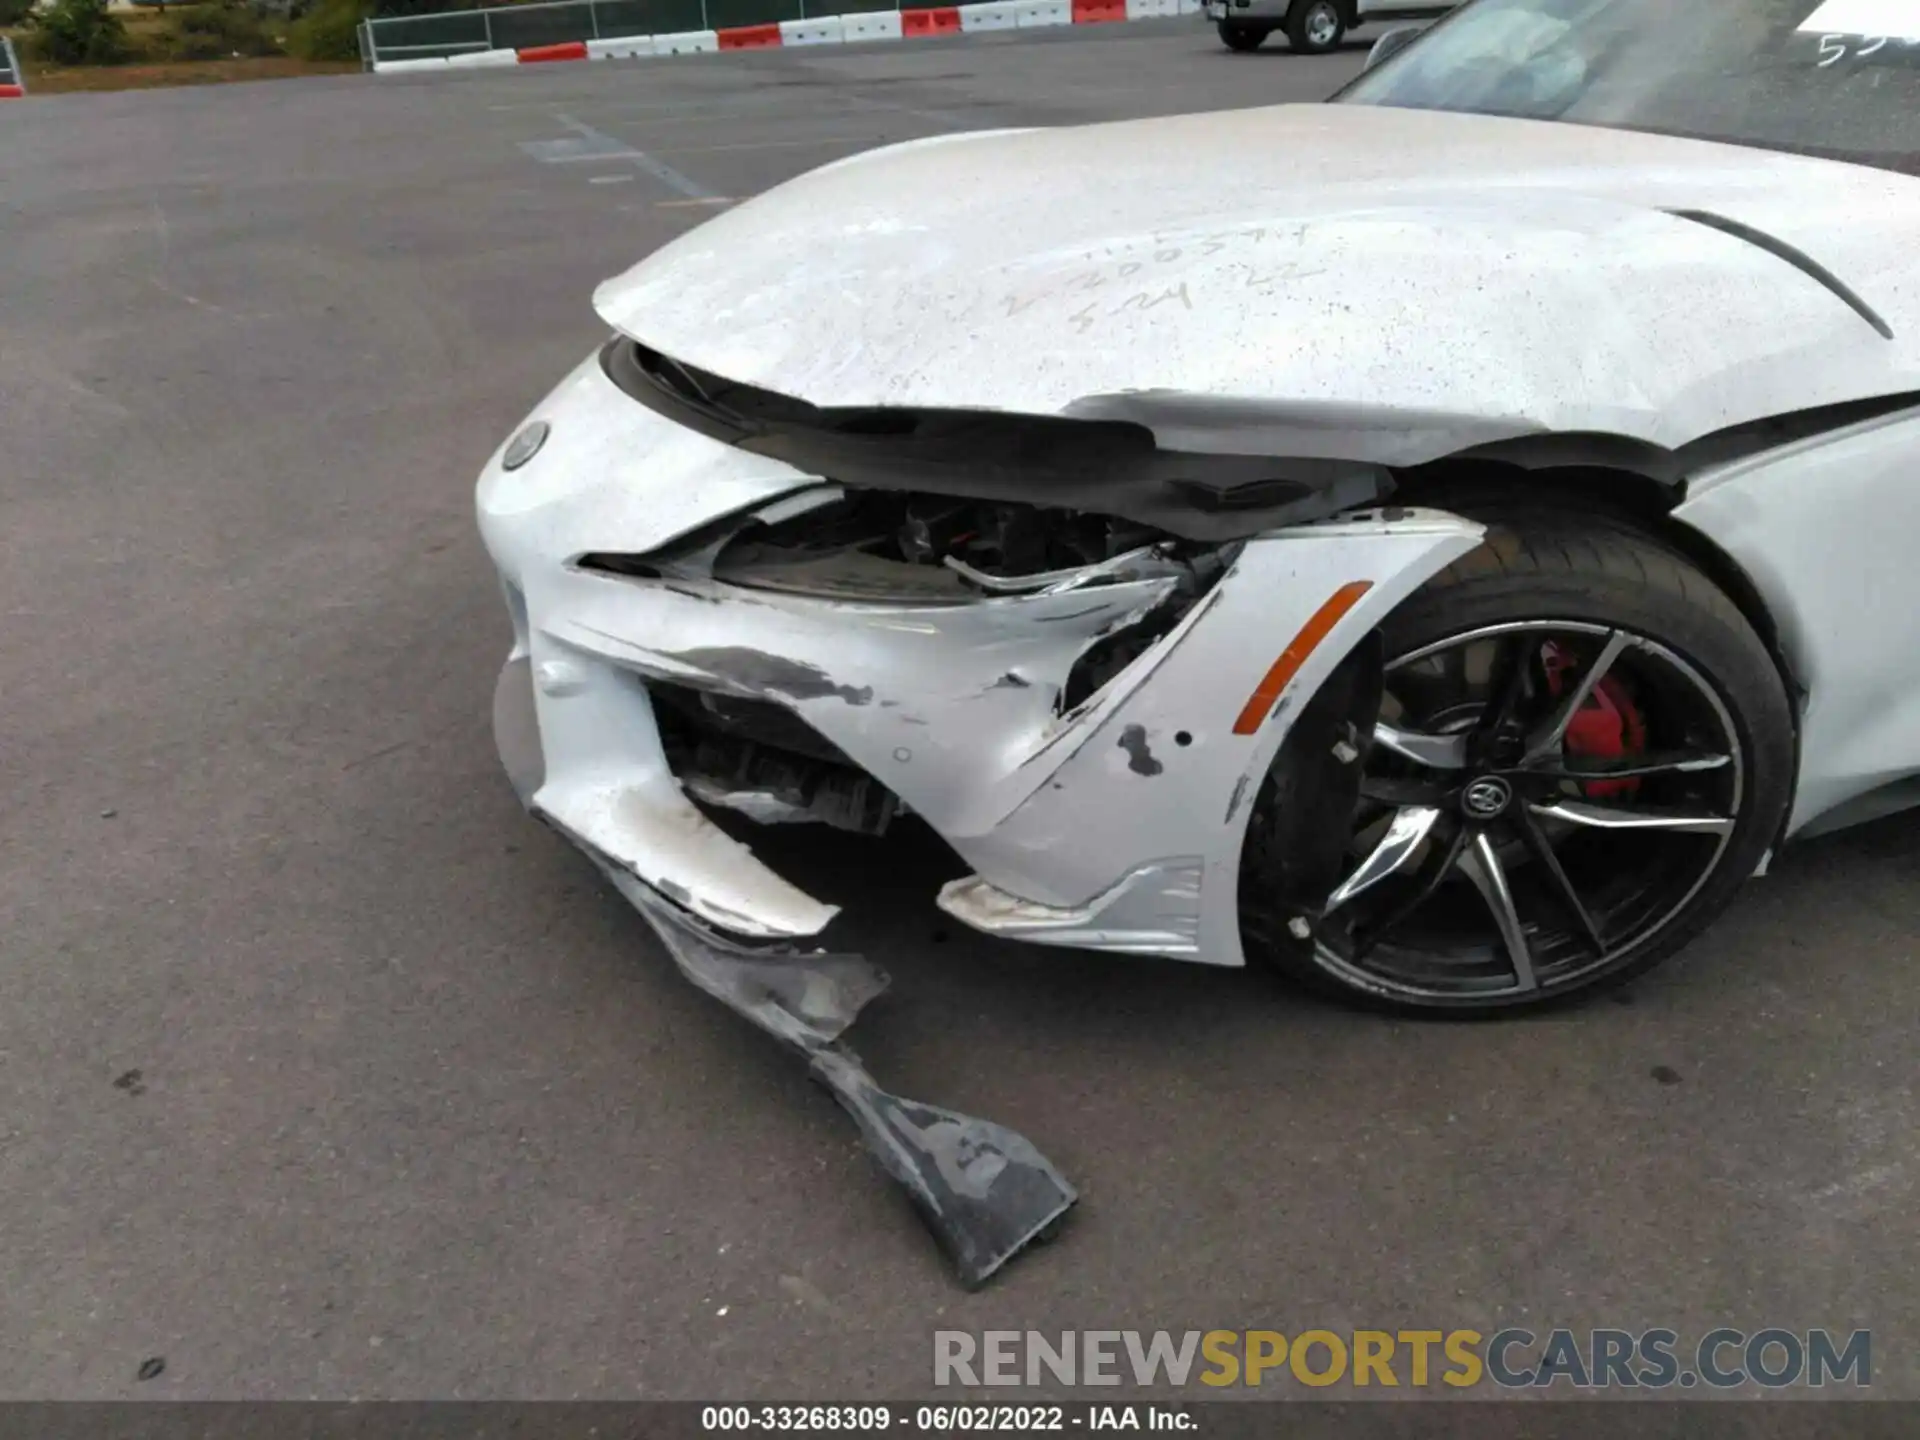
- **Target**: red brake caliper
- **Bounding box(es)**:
[1540,642,1647,799]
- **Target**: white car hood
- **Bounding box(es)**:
[595,104,1920,457]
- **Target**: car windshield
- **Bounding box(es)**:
[1336,0,1920,175]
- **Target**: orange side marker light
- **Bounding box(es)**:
[1231,580,1376,735]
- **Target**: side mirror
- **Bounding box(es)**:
[1363,23,1422,70]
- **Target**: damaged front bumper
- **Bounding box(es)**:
[478,346,1484,1281]
[498,650,1080,1286]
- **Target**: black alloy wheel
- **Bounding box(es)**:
[1239,508,1796,1013]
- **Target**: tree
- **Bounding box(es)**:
[30,0,129,64]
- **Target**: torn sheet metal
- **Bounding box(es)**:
[593,855,1078,1287]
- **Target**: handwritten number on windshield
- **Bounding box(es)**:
[1816,33,1912,66]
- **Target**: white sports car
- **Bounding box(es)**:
[478,0,1920,1281]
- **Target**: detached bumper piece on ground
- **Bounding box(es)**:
[588,831,1077,1287]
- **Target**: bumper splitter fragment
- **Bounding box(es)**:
[589,852,1078,1288]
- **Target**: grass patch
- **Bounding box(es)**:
[20,52,359,89]
[3,2,362,91]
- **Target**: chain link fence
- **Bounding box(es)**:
[361,0,928,63]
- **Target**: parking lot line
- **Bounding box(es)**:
[520,112,721,199]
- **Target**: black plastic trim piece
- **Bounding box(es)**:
[600,337,1392,543]
[1666,209,1894,341]
[576,849,1078,1289]
[601,336,1920,530]
[1427,392,1920,488]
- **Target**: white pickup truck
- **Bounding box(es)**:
[1205,0,1454,53]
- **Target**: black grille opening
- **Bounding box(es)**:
[648,678,901,836]
[649,679,852,766]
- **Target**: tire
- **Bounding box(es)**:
[1218,20,1268,49]
[1285,0,1345,52]
[1238,504,1796,1015]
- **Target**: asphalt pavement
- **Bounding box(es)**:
[1,21,1917,1401]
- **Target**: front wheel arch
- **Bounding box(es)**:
[1392,466,1807,868]
[1236,504,1798,1014]
[1391,464,1802,705]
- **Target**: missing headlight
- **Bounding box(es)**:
[704,491,1224,606]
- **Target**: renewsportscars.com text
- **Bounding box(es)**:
[933,1328,1871,1391]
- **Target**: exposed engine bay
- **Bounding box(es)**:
[719,488,1182,586]
[585,488,1239,839]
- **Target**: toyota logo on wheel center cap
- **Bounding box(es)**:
[1461,776,1514,820]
